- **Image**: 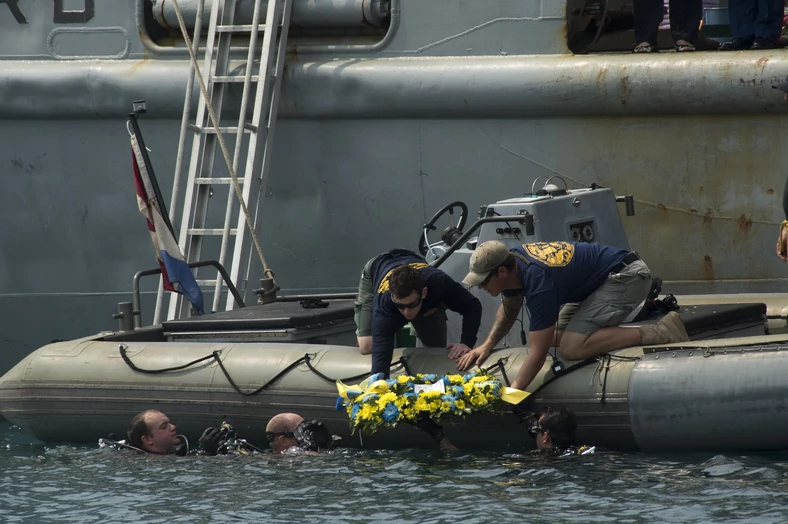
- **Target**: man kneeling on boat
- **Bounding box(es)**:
[457,241,689,391]
[354,249,482,377]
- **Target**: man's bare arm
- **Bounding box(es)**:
[481,295,523,349]
[510,326,554,390]
[456,295,523,370]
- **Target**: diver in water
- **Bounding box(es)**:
[525,406,594,456]
[125,409,184,454]
[265,413,337,453]
[100,410,265,456]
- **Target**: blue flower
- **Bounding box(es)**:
[386,379,397,388]
[463,372,477,382]
[403,391,418,398]
[421,374,439,384]
[451,385,464,396]
[442,377,451,388]
[361,393,379,403]
[351,403,360,419]
[382,403,399,422]
[441,394,456,407]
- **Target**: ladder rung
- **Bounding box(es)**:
[187,228,238,236]
[213,75,260,83]
[194,178,245,185]
[188,124,252,134]
[215,24,266,33]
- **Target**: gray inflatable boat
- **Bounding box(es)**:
[2,296,787,453]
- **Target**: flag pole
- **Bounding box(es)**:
[127,101,176,238]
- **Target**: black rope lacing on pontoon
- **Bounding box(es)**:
[118,344,410,397]
[521,353,641,405]
[482,357,511,387]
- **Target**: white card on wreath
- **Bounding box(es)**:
[413,381,445,394]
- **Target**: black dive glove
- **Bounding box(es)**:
[293,420,334,451]
[512,401,535,424]
[198,427,224,456]
[415,415,446,445]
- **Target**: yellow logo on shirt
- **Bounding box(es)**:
[422,307,438,317]
[523,242,574,267]
[377,262,429,294]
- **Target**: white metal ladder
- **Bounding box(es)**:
[161,0,292,321]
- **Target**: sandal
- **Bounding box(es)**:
[675,42,696,52]
[633,42,658,54]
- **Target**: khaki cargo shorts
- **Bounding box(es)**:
[557,260,651,336]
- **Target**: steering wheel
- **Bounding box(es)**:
[418,201,468,256]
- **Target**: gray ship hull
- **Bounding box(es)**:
[2,0,788,377]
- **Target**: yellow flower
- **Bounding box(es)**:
[455,399,466,411]
[422,390,442,399]
[377,392,398,409]
[414,397,430,413]
[398,375,412,384]
[446,374,464,385]
[471,394,487,407]
[394,396,411,409]
[440,401,451,412]
[359,404,376,421]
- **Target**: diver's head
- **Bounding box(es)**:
[389,265,427,321]
[528,406,577,450]
[127,410,181,454]
[265,413,304,453]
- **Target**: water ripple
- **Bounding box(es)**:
[3,423,788,523]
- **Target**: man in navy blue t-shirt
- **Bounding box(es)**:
[457,241,689,391]
[353,249,482,378]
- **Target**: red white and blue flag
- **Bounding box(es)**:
[131,135,204,314]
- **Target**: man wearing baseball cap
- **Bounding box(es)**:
[457,240,689,391]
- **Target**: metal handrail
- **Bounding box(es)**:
[430,214,534,269]
[132,259,246,328]
[276,292,358,302]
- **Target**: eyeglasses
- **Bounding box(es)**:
[393,294,423,310]
[479,269,498,287]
